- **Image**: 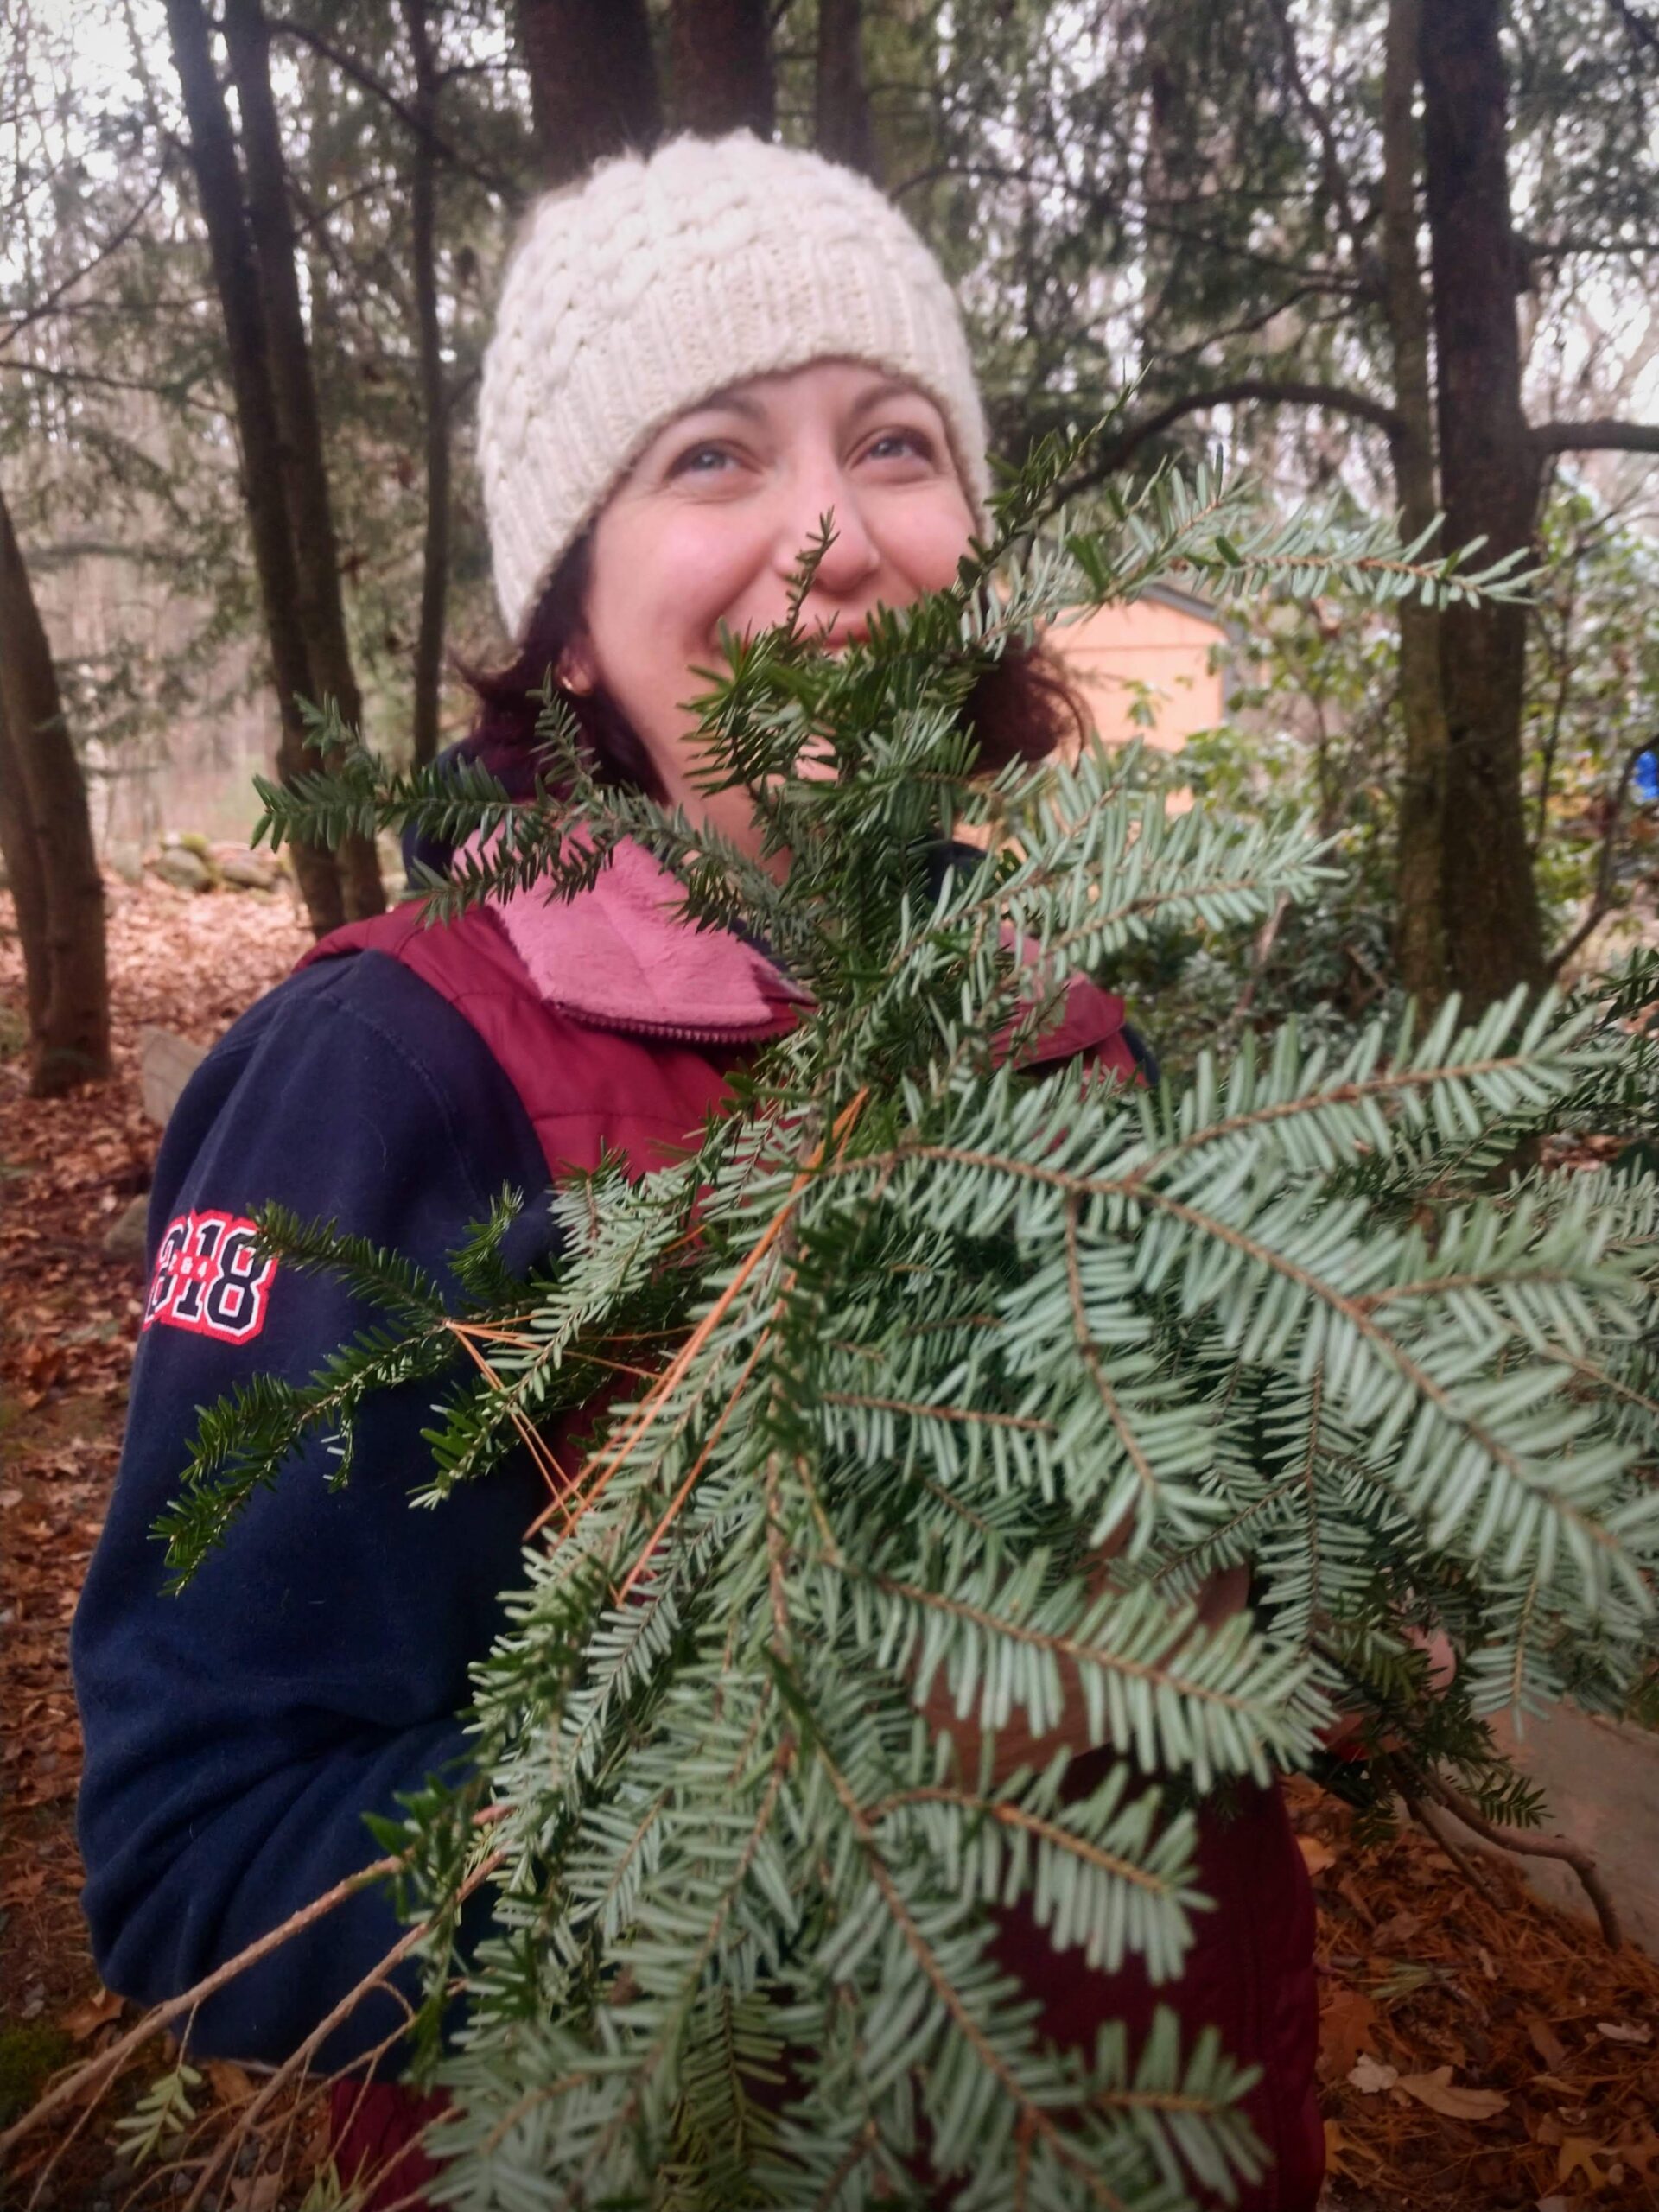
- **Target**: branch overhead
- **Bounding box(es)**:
[1532,418,1659,457]
[1071,379,1402,487]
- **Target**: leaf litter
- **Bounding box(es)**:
[1295,1774,1659,2206]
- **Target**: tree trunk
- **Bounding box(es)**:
[515,0,662,184]
[668,0,774,138]
[0,480,111,1095]
[1419,0,1546,1007]
[0,690,51,1046]
[1382,0,1450,1008]
[221,0,384,919]
[400,0,450,770]
[164,0,346,936]
[815,0,876,177]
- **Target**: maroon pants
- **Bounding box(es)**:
[332,1784,1320,2212]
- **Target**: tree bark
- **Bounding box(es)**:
[400,0,451,770]
[515,0,662,185]
[669,0,775,138]
[165,0,353,935]
[221,0,384,918]
[1420,0,1546,1007]
[0,688,50,1046]
[1382,0,1450,1008]
[0,479,111,1095]
[815,0,876,177]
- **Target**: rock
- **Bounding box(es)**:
[140,1026,209,1125]
[149,847,214,894]
[219,851,279,893]
[105,841,146,886]
[102,1194,151,1267]
[1488,1705,1659,1958]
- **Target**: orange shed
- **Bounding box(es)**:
[1046,582,1229,752]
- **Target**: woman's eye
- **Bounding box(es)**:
[670,443,735,478]
[864,429,935,465]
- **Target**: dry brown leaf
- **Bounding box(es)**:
[60,1986,123,2040]
[1557,2134,1614,2190]
[1319,1986,1382,2084]
[204,2058,257,2106]
[1296,1834,1337,1875]
[1395,2065,1508,2120]
[1525,2015,1569,2071]
[1374,1907,1424,1947]
[1348,2053,1398,2094]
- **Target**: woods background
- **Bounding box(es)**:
[3,0,1658,1096]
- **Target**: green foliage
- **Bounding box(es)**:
[175,438,1659,2207]
[112,2062,202,2166]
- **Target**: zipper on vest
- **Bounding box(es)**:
[557,1004,799,1047]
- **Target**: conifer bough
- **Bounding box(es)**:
[168,438,1659,2209]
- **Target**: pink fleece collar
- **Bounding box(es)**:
[491,838,811,1039]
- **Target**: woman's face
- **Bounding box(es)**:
[566,359,977,857]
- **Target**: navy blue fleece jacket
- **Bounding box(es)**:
[72,950,553,2068]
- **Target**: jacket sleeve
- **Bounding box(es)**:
[73,953,556,2069]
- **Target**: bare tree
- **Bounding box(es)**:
[1382,0,1450,1004]
[0,479,111,1095]
[515,0,661,184]
[1418,0,1547,1000]
[164,0,383,935]
[669,0,774,137]
[400,0,451,769]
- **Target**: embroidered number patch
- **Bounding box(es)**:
[143,1211,276,1344]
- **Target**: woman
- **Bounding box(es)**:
[73,133,1320,2207]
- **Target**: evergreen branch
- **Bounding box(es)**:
[868,1786,1173,1895]
[863,1572,1312,1783]
[813,1744,1132,2212]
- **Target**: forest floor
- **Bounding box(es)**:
[3,872,1659,2211]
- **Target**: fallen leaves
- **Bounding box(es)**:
[1527,2014,1571,2071]
[1394,2063,1508,2120]
[1293,1774,1659,2209]
[1555,2133,1615,2190]
[0,874,308,2160]
[1348,2053,1398,2094]
[1318,1986,1381,2083]
[1346,2053,1509,2121]
[59,1986,123,2040]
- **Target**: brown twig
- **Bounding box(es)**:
[1417,1769,1623,1949]
[3,1806,509,2160]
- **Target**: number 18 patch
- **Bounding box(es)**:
[143,1211,277,1344]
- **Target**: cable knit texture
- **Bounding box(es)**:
[477,132,992,639]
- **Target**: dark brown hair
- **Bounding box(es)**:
[459,531,1092,800]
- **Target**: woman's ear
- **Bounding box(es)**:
[558,635,597,696]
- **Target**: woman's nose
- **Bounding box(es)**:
[773,464,881,599]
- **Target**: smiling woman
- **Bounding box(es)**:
[70,130,1321,2212]
[570,364,976,854]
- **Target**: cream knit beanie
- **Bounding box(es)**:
[477,132,991,641]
